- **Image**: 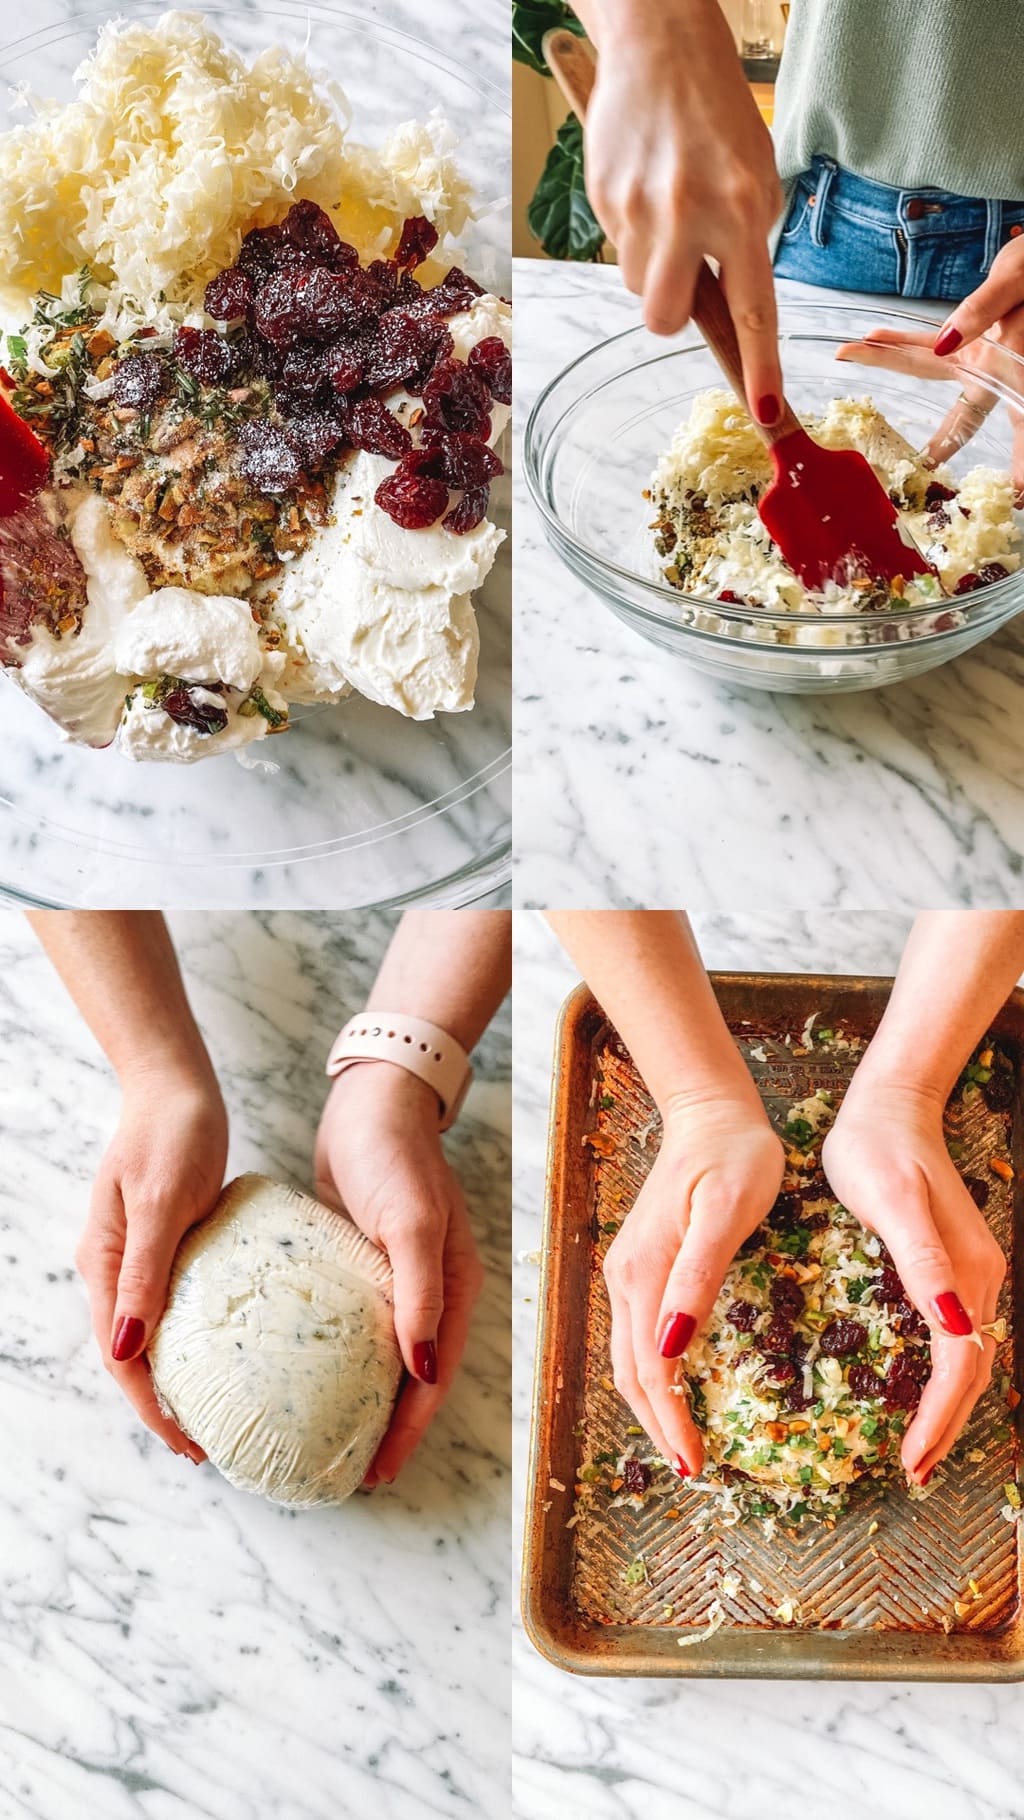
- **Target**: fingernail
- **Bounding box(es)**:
[412,1340,437,1384]
[674,1454,691,1479]
[920,1464,935,1486]
[111,1316,146,1362]
[933,325,963,357]
[658,1312,696,1359]
[756,393,781,426]
[932,1292,973,1336]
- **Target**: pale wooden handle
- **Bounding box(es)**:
[542,26,794,447]
[542,28,597,118]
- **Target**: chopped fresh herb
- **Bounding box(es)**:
[814,1028,835,1044]
[600,1094,615,1109]
[831,1438,847,1458]
[784,1117,814,1149]
[599,1220,621,1236]
[237,684,288,729]
[800,1465,813,1484]
[847,1278,870,1304]
[623,1557,648,1586]
[775,1227,810,1257]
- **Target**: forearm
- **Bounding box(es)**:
[545,910,763,1119]
[364,910,511,1054]
[853,912,1024,1104]
[27,911,215,1088]
[570,0,728,55]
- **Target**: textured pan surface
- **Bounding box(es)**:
[524,975,1024,1679]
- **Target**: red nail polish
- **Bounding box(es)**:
[756,393,781,426]
[674,1454,691,1479]
[920,1464,935,1486]
[111,1316,146,1362]
[658,1311,696,1358]
[412,1340,437,1384]
[932,1292,972,1336]
[933,325,963,357]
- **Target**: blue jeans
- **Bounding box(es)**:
[774,155,1024,299]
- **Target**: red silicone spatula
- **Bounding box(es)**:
[0,387,50,517]
[543,27,936,593]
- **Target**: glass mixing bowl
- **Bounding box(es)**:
[525,301,1024,694]
[0,2,510,907]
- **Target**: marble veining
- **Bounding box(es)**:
[0,907,511,1820]
[514,259,1024,910]
[513,911,1024,1820]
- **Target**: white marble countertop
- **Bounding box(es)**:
[514,258,1024,910]
[513,911,1024,1820]
[0,0,511,913]
[0,908,511,1820]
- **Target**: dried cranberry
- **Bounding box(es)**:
[237,420,302,493]
[717,589,745,604]
[281,199,357,271]
[883,1368,921,1412]
[924,481,956,508]
[374,468,449,529]
[421,431,503,490]
[237,224,290,280]
[818,1318,868,1358]
[468,335,512,405]
[770,1191,803,1228]
[395,215,440,271]
[205,266,253,321]
[962,1173,991,1209]
[783,1381,814,1412]
[725,1299,759,1332]
[255,268,361,347]
[423,359,492,438]
[847,1363,883,1400]
[927,507,951,531]
[898,1302,928,1339]
[621,1456,650,1496]
[877,1267,906,1307]
[803,1209,831,1232]
[444,487,490,535]
[983,1068,1015,1113]
[278,346,329,399]
[404,325,454,397]
[980,562,1010,586]
[161,687,229,736]
[113,353,168,409]
[282,408,347,470]
[321,342,365,397]
[342,397,412,459]
[953,571,982,596]
[760,1316,794,1356]
[762,1356,796,1386]
[770,1276,804,1321]
[362,310,449,391]
[403,266,484,321]
[173,327,237,388]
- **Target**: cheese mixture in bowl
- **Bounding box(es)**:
[649,389,1022,617]
[0,11,510,764]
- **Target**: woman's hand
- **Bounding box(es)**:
[836,237,1024,493]
[315,1064,483,1487]
[603,1098,785,1474]
[823,1083,1006,1484]
[79,1066,228,1462]
[579,0,783,418]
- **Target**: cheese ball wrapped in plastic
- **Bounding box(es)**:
[149,1174,402,1506]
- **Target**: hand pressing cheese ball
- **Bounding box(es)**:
[148,1174,402,1506]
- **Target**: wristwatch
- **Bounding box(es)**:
[325,1012,473,1131]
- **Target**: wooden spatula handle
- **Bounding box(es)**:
[542,27,596,116]
[543,26,797,447]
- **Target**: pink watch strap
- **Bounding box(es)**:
[325,1013,473,1131]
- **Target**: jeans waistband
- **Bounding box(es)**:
[802,154,1024,240]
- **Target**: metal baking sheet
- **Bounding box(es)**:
[523,974,1024,1679]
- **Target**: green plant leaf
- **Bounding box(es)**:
[527,115,604,261]
[512,0,585,76]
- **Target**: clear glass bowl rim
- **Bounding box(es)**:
[524,301,1024,638]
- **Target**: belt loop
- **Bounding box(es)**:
[810,157,836,248]
[983,199,1002,273]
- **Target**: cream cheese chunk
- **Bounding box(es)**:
[149,1175,402,1506]
[113,588,264,692]
[14,490,147,747]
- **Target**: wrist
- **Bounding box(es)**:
[581,0,723,56]
[328,1060,441,1126]
[660,1082,775,1140]
[117,1033,219,1102]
